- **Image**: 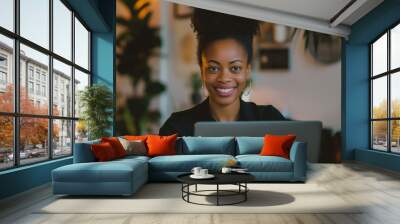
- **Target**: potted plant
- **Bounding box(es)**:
[79,84,113,140]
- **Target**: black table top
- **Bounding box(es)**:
[177,172,255,185]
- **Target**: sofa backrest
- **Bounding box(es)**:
[178,137,235,155]
[73,139,100,163]
[194,121,322,162]
[235,137,263,155]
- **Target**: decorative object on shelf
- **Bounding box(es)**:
[259,23,297,44]
[259,48,289,70]
[257,23,294,70]
[303,30,341,64]
[79,84,113,140]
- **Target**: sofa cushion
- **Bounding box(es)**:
[53,158,147,183]
[118,137,147,156]
[180,137,235,155]
[260,134,296,159]
[236,155,293,172]
[147,134,177,157]
[149,154,235,172]
[101,137,127,158]
[236,137,263,155]
[91,142,118,161]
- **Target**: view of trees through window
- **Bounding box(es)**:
[371,23,400,153]
[0,0,91,170]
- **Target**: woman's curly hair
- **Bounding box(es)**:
[191,8,260,65]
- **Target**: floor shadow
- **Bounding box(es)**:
[203,190,295,207]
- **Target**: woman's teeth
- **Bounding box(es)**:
[215,87,235,96]
[217,88,233,93]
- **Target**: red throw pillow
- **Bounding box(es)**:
[101,137,127,158]
[124,135,148,141]
[260,134,296,159]
[146,134,177,157]
[91,142,117,161]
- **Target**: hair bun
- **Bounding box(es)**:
[191,8,259,37]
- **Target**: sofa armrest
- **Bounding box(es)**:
[289,141,307,181]
[73,140,100,163]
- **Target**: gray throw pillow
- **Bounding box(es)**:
[118,137,147,156]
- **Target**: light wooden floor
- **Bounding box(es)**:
[1,162,400,224]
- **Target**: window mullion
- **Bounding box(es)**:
[388,30,391,152]
[13,0,20,167]
[71,10,76,155]
[48,0,54,160]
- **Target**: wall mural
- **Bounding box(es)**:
[115,0,342,162]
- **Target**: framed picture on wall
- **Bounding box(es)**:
[259,48,289,70]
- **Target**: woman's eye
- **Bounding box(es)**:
[230,66,242,73]
[207,66,219,73]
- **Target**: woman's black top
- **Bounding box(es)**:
[159,98,285,136]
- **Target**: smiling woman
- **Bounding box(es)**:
[159,9,285,137]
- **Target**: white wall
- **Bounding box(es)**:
[251,30,341,132]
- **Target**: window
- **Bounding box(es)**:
[0,35,13,113]
[370,23,400,154]
[0,71,6,85]
[35,83,40,95]
[28,81,34,94]
[0,55,7,67]
[28,67,34,80]
[0,0,14,32]
[0,0,91,170]
[42,85,46,97]
[0,54,8,87]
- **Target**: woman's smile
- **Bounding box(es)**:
[214,86,237,97]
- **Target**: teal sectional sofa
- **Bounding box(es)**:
[52,137,307,196]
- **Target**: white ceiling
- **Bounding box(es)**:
[226,0,353,23]
[166,0,384,38]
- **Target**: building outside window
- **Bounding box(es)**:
[0,0,91,170]
[28,81,34,94]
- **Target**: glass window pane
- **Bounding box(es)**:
[74,17,89,70]
[20,117,49,165]
[0,116,14,170]
[372,121,388,151]
[391,120,400,153]
[53,59,72,117]
[391,24,400,70]
[0,34,14,112]
[20,0,49,49]
[372,77,387,119]
[391,72,400,118]
[20,44,49,115]
[53,119,72,157]
[74,69,89,118]
[53,0,72,60]
[0,0,14,31]
[372,33,387,76]
[75,120,88,143]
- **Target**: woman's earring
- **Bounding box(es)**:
[243,80,252,98]
[202,82,209,97]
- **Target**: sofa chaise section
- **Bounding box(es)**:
[52,142,149,196]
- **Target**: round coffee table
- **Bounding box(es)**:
[177,173,255,206]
